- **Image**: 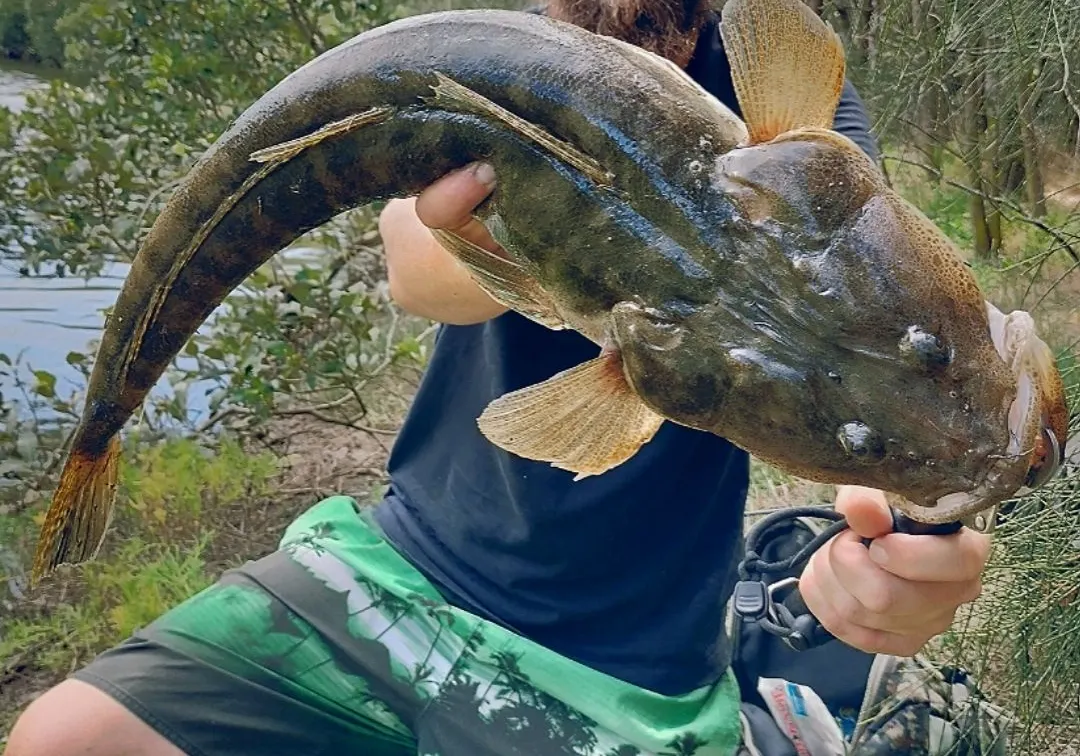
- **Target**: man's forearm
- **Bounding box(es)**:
[380,83,879,325]
[833,79,880,163]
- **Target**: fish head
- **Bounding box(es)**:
[613,127,1069,520]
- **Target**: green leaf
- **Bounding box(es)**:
[32,370,57,399]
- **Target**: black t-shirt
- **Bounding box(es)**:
[373,10,880,696]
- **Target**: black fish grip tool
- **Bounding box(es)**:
[733,427,1063,651]
[732,506,964,652]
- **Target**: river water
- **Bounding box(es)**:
[0,63,326,426]
[0,63,170,423]
[0,63,116,415]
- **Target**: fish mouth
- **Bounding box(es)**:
[1025,426,1063,490]
[985,302,1068,488]
[892,303,1067,526]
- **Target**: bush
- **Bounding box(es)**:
[0,0,68,65]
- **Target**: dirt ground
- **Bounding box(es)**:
[1046,150,1080,214]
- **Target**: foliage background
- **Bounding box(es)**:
[0,0,1078,751]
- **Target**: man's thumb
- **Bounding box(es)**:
[835,485,894,540]
[415,162,497,232]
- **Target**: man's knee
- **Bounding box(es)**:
[6,678,185,756]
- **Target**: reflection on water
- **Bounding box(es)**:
[0,65,204,419]
[0,65,335,424]
[0,258,126,385]
[0,62,50,113]
[0,257,218,422]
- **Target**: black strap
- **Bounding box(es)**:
[733,506,847,651]
[734,506,964,651]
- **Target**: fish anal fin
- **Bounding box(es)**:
[430,227,566,331]
[31,434,122,586]
[719,0,846,144]
[427,72,614,187]
[477,350,665,479]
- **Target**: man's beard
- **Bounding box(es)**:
[546,0,710,67]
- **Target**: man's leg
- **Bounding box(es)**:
[7,495,748,755]
[7,679,185,756]
[5,498,440,756]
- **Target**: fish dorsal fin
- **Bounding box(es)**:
[719,0,846,144]
[477,351,665,480]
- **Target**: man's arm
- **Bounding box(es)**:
[833,79,880,163]
[380,162,509,325]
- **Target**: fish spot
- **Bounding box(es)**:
[836,421,886,464]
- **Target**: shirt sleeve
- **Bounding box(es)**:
[832,79,880,162]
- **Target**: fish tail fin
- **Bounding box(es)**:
[30,434,122,586]
[720,0,846,144]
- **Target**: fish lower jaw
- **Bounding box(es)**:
[889,450,1031,527]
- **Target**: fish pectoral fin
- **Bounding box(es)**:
[477,350,665,480]
[430,227,567,331]
[427,72,614,187]
[719,0,846,144]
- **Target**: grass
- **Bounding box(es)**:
[0,427,391,740]
[0,537,214,678]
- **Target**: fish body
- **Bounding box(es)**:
[32,0,1068,583]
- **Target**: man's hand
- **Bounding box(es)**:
[413,162,504,255]
[799,485,991,656]
[380,162,509,324]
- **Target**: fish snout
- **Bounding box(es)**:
[1014,337,1070,492]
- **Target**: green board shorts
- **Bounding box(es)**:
[72,496,744,756]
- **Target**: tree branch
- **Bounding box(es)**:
[883,154,1080,263]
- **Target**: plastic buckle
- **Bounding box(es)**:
[732,580,769,621]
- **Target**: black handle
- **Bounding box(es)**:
[783,507,962,651]
[890,510,963,536]
[779,588,843,651]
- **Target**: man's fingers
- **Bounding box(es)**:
[800,554,927,651]
[797,485,993,657]
[829,532,981,622]
[414,162,497,232]
[867,528,991,584]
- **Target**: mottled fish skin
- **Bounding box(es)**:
[72,8,749,453]
[614,128,1031,509]
[53,5,1066,552]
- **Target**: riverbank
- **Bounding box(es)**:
[0,340,422,736]
[0,5,65,68]
[0,4,1077,750]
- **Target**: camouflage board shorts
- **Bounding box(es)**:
[73,496,744,756]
